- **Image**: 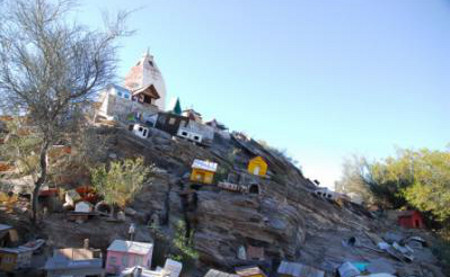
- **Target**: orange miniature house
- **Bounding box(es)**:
[247,156,268,176]
[190,159,218,184]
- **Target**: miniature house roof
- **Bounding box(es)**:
[204,269,239,277]
[0,224,13,232]
[110,84,131,96]
[398,210,420,217]
[164,258,183,271]
[54,248,94,260]
[277,261,325,277]
[132,84,161,99]
[121,266,162,277]
[192,159,218,172]
[205,119,228,130]
[250,156,266,164]
[107,240,153,255]
[235,265,266,276]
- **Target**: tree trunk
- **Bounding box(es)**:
[32,141,50,224]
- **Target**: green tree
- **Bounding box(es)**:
[338,147,450,224]
[170,220,199,262]
[335,155,374,204]
[402,149,450,222]
[90,158,152,215]
[0,117,42,180]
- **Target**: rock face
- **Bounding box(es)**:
[13,125,444,276]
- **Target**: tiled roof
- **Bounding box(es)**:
[277,261,325,277]
[107,240,153,255]
[204,269,238,277]
[192,159,218,172]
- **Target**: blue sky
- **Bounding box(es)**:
[77,0,450,188]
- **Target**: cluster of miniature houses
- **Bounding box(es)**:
[189,155,268,195]
[45,237,184,277]
[95,50,229,146]
[0,51,431,276]
[204,261,326,277]
[0,224,45,273]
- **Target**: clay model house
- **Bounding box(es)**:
[162,258,183,277]
[314,187,337,200]
[277,261,325,277]
[125,50,167,110]
[97,85,136,120]
[128,123,150,139]
[97,50,166,121]
[155,112,189,137]
[190,159,218,184]
[0,224,18,247]
[105,240,153,274]
[205,118,230,140]
[397,210,424,229]
[121,258,182,277]
[182,108,203,123]
[247,156,268,176]
[0,248,32,272]
[74,201,93,213]
[204,269,239,277]
[177,120,215,145]
[45,248,103,277]
[235,265,267,277]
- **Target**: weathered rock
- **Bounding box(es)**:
[4,125,444,276]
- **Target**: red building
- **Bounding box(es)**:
[397,210,424,229]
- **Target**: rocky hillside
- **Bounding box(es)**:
[76,125,444,276]
[1,123,445,277]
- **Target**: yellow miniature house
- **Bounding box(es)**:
[247,156,268,176]
[190,159,218,184]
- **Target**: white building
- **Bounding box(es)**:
[125,50,167,111]
[97,84,159,121]
[129,124,150,139]
[315,187,338,201]
[177,120,214,145]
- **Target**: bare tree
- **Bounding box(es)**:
[0,0,131,222]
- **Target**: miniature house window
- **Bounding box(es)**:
[194,136,200,141]
[135,255,143,266]
[169,118,176,125]
[124,93,130,99]
[249,184,259,194]
[139,127,143,132]
[118,91,123,97]
[143,129,147,137]
[182,132,188,136]
[121,255,129,267]
[149,61,153,67]
[109,256,117,265]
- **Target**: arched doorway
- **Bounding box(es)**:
[249,184,259,194]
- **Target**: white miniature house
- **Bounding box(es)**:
[129,124,150,139]
[75,201,93,213]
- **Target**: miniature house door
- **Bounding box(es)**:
[253,166,260,175]
[196,171,205,182]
